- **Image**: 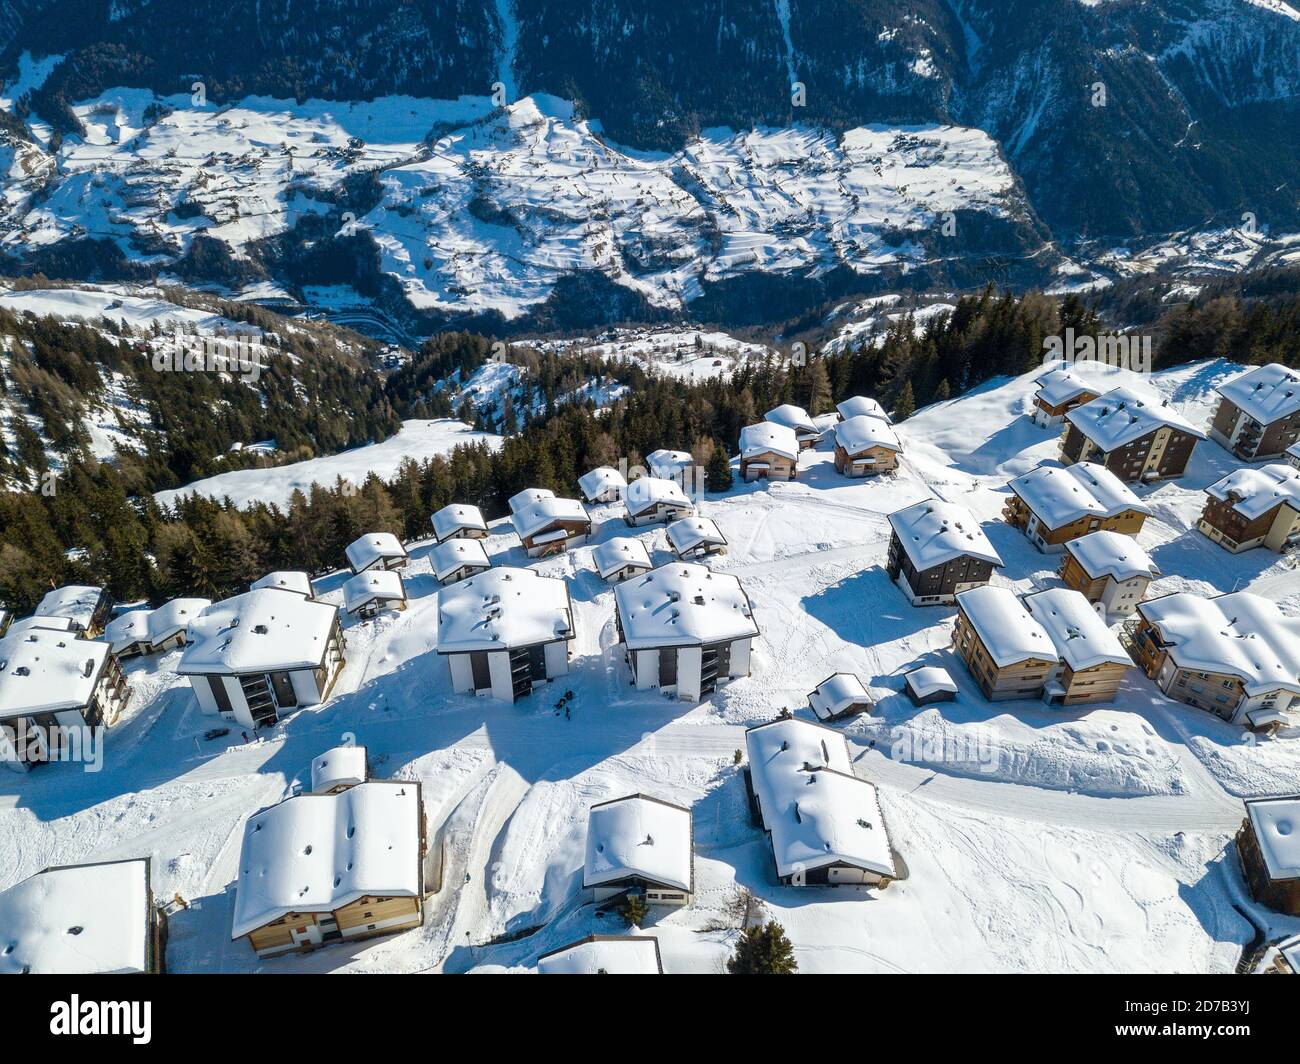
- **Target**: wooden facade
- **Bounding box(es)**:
[951,611,1056,702]
[1058,552,1153,619]
[1198,494,1300,554]
[1003,493,1147,549]
[740,448,797,481]
[1060,422,1201,483]
[1237,814,1300,916]
[1210,396,1300,461]
[833,441,899,477]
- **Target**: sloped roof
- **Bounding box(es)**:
[765,403,819,436]
[537,935,662,974]
[251,570,314,597]
[808,673,872,720]
[0,628,109,717]
[35,586,103,629]
[436,566,572,652]
[584,795,692,893]
[1205,463,1300,521]
[310,745,368,794]
[1009,461,1150,528]
[834,414,903,456]
[666,516,727,554]
[1064,530,1159,582]
[739,421,799,462]
[232,781,421,939]
[345,532,408,572]
[1065,386,1205,450]
[177,589,338,675]
[624,476,693,518]
[430,536,491,580]
[431,503,488,540]
[836,395,892,423]
[1216,363,1300,424]
[578,466,628,501]
[591,537,652,579]
[956,586,1056,668]
[510,496,590,541]
[888,499,1003,571]
[342,569,406,613]
[1023,588,1131,672]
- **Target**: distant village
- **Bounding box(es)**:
[2,362,1299,974]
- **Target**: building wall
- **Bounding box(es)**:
[952,614,1055,701]
[741,449,797,480]
[1059,556,1151,618]
[1237,819,1300,916]
[834,443,899,476]
[1058,661,1128,705]
[887,532,995,605]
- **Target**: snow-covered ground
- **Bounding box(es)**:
[0,90,1037,320]
[154,418,502,510]
[3,357,1298,973]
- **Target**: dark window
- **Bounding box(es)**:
[470,652,492,690]
[208,675,233,714]
[270,672,298,707]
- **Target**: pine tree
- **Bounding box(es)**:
[727,921,798,974]
[706,446,734,493]
[933,378,951,402]
[622,894,649,927]
[894,380,917,421]
[805,358,832,415]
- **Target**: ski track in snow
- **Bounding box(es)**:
[2,357,1298,973]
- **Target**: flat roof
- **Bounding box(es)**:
[614,563,757,649]
[177,588,338,675]
[436,566,572,653]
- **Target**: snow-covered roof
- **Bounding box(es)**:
[1279,933,1300,974]
[103,610,151,654]
[34,585,103,629]
[251,570,314,597]
[509,487,555,514]
[1245,796,1300,881]
[1289,441,1300,463]
[177,589,339,675]
[0,628,109,717]
[1064,530,1159,582]
[1023,588,1131,672]
[905,666,958,698]
[345,531,408,572]
[739,421,799,462]
[1065,386,1206,450]
[510,495,590,541]
[614,563,757,650]
[584,795,693,893]
[7,616,74,637]
[1205,463,1300,521]
[645,449,695,480]
[0,860,151,974]
[148,598,212,644]
[836,395,892,423]
[745,717,895,880]
[232,781,422,939]
[538,935,663,974]
[342,569,406,613]
[310,745,368,794]
[431,503,488,540]
[1216,363,1300,424]
[765,403,819,436]
[834,414,903,456]
[591,536,652,579]
[956,586,1056,668]
[1035,368,1097,408]
[666,516,727,555]
[624,476,693,518]
[430,536,491,580]
[578,466,628,501]
[1009,461,1150,528]
[1136,592,1300,697]
[436,567,572,652]
[888,499,1003,571]
[808,673,872,720]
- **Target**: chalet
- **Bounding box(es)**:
[344,532,408,574]
[232,781,425,958]
[807,672,873,721]
[1022,588,1132,706]
[886,499,1003,606]
[1236,796,1300,915]
[7,616,75,638]
[765,403,821,449]
[738,421,799,481]
[1061,386,1205,482]
[1003,461,1151,551]
[584,794,694,907]
[0,858,164,974]
[614,563,758,703]
[430,537,492,586]
[1128,592,1300,732]
[1198,464,1300,554]
[103,598,212,658]
[623,476,695,527]
[578,466,628,504]
[1210,363,1300,461]
[310,744,368,794]
[952,586,1058,702]
[508,487,555,513]
[904,666,958,705]
[511,495,592,557]
[646,449,696,484]
[35,585,112,637]
[251,570,314,598]
[1030,368,1099,427]
[430,503,489,543]
[1060,530,1159,620]
[342,569,407,620]
[833,415,903,477]
[744,717,896,887]
[836,395,892,424]
[177,589,346,730]
[537,935,663,974]
[436,567,574,702]
[0,629,131,770]
[666,516,728,560]
[591,537,653,584]
[103,611,151,658]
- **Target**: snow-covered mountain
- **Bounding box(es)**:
[2,0,1299,330]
